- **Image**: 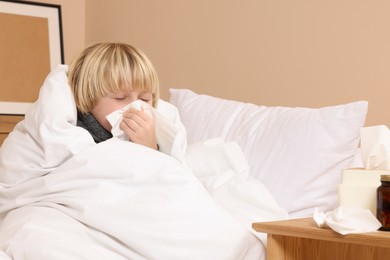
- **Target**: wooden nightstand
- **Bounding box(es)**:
[0,115,24,146]
[252,217,390,260]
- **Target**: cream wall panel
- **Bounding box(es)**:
[85,0,390,126]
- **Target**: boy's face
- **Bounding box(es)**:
[91,89,153,131]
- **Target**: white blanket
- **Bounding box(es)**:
[0,65,287,259]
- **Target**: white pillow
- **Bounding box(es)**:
[169,88,368,218]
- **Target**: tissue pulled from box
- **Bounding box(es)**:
[313,207,381,235]
[361,125,390,170]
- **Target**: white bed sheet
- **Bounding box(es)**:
[0,65,287,259]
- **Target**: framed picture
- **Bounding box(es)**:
[0,0,64,115]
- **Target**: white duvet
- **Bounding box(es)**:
[0,65,287,260]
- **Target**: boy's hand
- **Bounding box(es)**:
[120,107,158,150]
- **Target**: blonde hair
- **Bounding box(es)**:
[68,42,159,113]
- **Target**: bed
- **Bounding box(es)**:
[0,65,367,259]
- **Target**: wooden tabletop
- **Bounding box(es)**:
[252,217,390,248]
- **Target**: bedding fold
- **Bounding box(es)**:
[0,139,264,259]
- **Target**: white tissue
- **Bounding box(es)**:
[313,207,381,235]
[106,100,186,162]
[361,125,390,170]
[106,100,153,141]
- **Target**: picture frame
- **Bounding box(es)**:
[0,0,64,115]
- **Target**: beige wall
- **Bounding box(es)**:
[29,0,85,64]
[84,0,390,127]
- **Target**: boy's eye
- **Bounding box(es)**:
[115,97,126,101]
[140,98,150,102]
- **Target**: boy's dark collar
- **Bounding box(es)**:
[77,111,113,143]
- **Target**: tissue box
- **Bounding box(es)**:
[338,168,390,215]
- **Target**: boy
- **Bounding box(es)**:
[68,42,159,150]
